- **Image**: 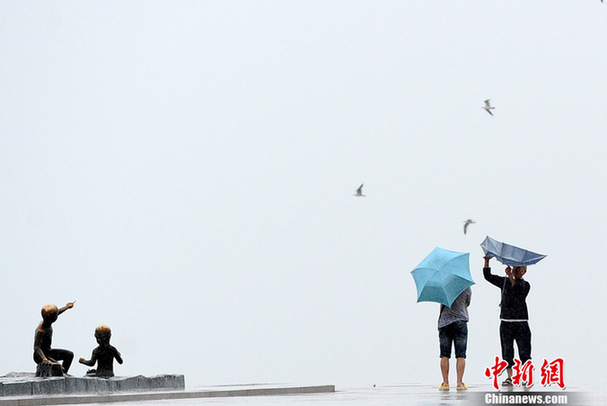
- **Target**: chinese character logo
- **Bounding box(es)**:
[485,356,508,390]
[540,358,565,389]
[485,357,565,390]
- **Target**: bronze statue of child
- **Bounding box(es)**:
[33,301,76,377]
[79,324,123,378]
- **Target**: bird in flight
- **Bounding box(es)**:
[483,99,495,116]
[463,219,475,234]
[354,184,366,197]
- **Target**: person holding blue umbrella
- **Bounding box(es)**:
[483,256,532,387]
[411,247,475,390]
[438,287,472,391]
[410,247,475,391]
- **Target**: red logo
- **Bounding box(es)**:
[485,357,566,390]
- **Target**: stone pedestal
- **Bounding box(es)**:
[0,372,185,397]
[34,363,63,378]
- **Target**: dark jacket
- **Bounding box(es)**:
[483,267,530,320]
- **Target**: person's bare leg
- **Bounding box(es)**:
[456,357,466,388]
[440,357,450,388]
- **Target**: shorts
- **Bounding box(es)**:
[438,320,468,359]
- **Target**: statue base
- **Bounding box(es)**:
[35,363,64,377]
[0,372,185,397]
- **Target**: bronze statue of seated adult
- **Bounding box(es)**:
[33,301,76,377]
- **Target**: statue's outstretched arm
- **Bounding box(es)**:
[57,300,76,316]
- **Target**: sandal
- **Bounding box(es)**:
[502,378,513,387]
[439,383,450,391]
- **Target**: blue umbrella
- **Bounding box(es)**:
[411,247,475,308]
[480,236,546,267]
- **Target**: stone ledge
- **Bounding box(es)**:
[0,373,184,398]
[0,384,335,405]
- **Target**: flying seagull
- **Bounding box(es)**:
[483,99,495,116]
[354,184,366,197]
[463,219,475,234]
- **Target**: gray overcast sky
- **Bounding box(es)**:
[1,1,606,389]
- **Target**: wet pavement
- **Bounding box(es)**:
[60,383,603,406]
